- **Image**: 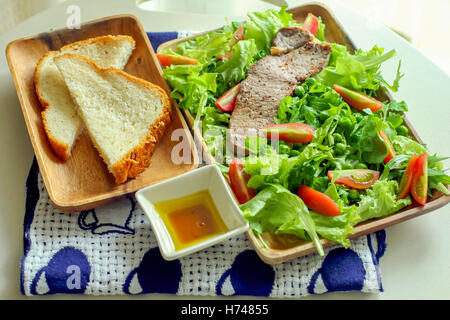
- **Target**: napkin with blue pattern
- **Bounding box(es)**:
[20,32,386,297]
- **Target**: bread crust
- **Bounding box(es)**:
[34,51,56,110]
[112,103,172,184]
[60,35,135,52]
[54,53,172,184]
[34,35,136,161]
[41,110,69,161]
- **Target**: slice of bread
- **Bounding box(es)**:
[54,53,172,184]
[35,35,136,160]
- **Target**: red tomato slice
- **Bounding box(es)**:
[334,84,384,112]
[297,185,341,217]
[234,24,245,41]
[328,169,380,189]
[302,13,319,36]
[215,83,241,112]
[397,154,418,199]
[379,130,397,163]
[156,54,198,68]
[229,158,255,205]
[261,123,315,144]
[411,153,428,205]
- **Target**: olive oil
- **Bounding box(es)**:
[154,190,229,251]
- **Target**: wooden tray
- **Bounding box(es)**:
[157,3,450,264]
[6,15,198,212]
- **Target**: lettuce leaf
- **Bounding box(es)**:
[244,149,297,190]
[356,180,412,223]
[316,45,399,94]
[310,207,358,248]
[162,64,217,115]
[315,16,326,42]
[169,29,233,62]
[310,182,360,247]
[202,106,230,160]
[391,135,428,156]
[215,39,258,89]
[240,184,324,256]
[244,7,298,54]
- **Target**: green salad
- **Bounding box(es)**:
[159,7,449,256]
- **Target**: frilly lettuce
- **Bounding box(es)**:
[391,135,428,156]
[240,184,324,256]
[215,39,258,89]
[316,45,402,94]
[356,179,412,223]
[245,7,298,54]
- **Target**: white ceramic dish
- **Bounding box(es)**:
[136,164,249,261]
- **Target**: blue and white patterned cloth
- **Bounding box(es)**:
[20,32,387,297]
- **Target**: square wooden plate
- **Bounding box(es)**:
[6,15,199,213]
[158,3,450,264]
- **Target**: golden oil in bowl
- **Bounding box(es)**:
[153,190,229,251]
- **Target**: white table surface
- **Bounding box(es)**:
[0,0,448,300]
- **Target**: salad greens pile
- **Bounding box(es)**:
[161,7,300,158]
[160,7,449,255]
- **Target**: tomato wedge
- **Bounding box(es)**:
[411,153,428,205]
[379,130,397,163]
[334,84,384,112]
[302,13,319,36]
[327,169,380,189]
[397,154,418,200]
[229,158,255,205]
[156,54,198,68]
[261,123,315,144]
[234,24,245,41]
[297,185,341,216]
[215,83,241,112]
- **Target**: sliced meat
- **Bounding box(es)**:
[229,30,331,154]
[271,27,313,55]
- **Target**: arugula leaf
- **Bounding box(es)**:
[429,181,450,196]
[348,114,386,164]
[385,100,408,113]
[387,113,404,128]
[428,154,450,195]
[377,60,404,92]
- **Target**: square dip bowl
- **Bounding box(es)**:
[136,165,249,261]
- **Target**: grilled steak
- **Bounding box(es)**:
[229,28,332,154]
[271,27,312,55]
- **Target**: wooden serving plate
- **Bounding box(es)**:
[157,3,450,264]
[6,15,199,212]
